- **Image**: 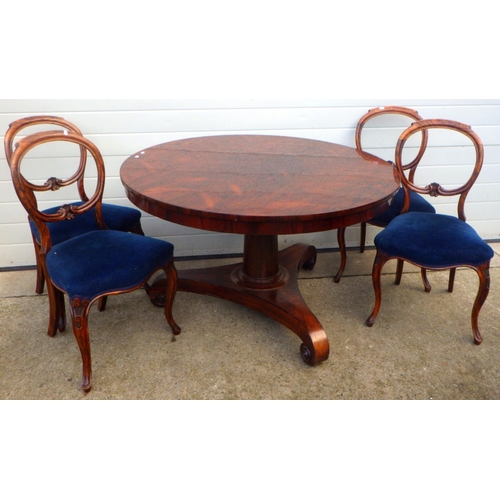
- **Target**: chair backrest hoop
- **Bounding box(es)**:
[4,115,89,201]
[395,119,484,221]
[9,130,106,252]
[355,106,428,176]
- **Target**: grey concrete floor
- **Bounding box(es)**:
[1,245,500,400]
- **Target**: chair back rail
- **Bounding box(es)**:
[394,119,484,221]
[355,106,428,181]
[9,130,106,254]
[4,115,89,201]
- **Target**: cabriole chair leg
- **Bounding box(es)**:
[360,222,367,253]
[46,279,64,337]
[448,268,457,293]
[32,234,45,295]
[394,259,404,285]
[471,263,491,346]
[334,227,347,283]
[70,298,93,392]
[164,261,181,335]
[366,251,389,327]
[421,268,431,293]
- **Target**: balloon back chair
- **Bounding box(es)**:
[334,106,435,283]
[365,119,493,346]
[8,130,181,392]
[4,116,144,300]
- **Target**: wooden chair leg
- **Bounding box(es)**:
[35,261,45,294]
[360,222,367,253]
[366,251,389,327]
[471,263,491,346]
[395,259,404,285]
[448,268,456,293]
[421,268,431,293]
[45,278,64,338]
[97,296,108,311]
[57,290,66,332]
[164,261,181,335]
[32,235,45,295]
[334,227,347,283]
[69,298,93,392]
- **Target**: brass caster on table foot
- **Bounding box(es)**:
[302,254,317,271]
[150,293,166,307]
[144,282,165,307]
[297,244,317,271]
[300,343,316,365]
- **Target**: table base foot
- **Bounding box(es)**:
[147,243,329,365]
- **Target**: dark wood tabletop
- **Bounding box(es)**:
[121,135,399,235]
[120,135,399,366]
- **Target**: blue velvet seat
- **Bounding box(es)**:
[7,129,181,393]
[335,106,435,283]
[366,119,492,346]
[369,187,435,226]
[375,213,493,268]
[30,202,142,246]
[47,231,174,303]
[4,115,144,297]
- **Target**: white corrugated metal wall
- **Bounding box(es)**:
[1,99,499,269]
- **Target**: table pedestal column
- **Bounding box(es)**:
[147,235,330,365]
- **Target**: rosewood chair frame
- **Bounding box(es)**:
[335,106,429,283]
[8,130,180,391]
[4,115,144,298]
[365,119,491,345]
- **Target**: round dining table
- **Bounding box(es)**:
[120,135,399,365]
